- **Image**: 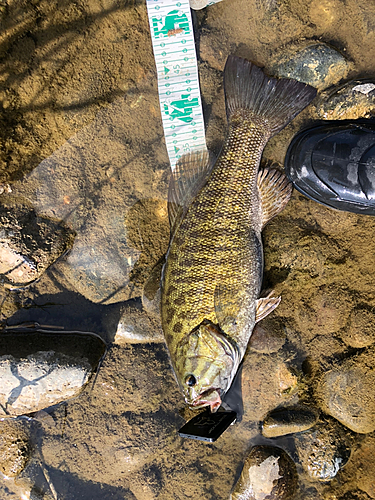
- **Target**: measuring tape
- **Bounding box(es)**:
[146,0,207,170]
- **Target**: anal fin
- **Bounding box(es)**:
[258,165,293,228]
[255,291,281,323]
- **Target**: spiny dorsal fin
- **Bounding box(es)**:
[257,166,293,229]
[168,149,215,232]
[255,291,281,323]
[224,55,317,136]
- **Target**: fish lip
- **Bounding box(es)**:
[189,388,222,413]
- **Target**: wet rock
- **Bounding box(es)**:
[344,434,375,498]
[340,307,375,348]
[315,348,375,433]
[125,199,169,291]
[9,90,169,304]
[313,80,375,120]
[114,300,164,344]
[0,417,33,477]
[242,353,299,421]
[294,418,352,482]
[0,202,75,289]
[0,329,106,417]
[262,405,319,438]
[248,317,286,354]
[295,286,352,338]
[268,41,352,91]
[230,445,298,500]
[308,0,342,32]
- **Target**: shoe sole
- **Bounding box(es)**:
[284,121,375,215]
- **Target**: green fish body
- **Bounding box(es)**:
[161,56,316,411]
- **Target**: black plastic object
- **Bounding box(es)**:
[179,408,237,442]
[285,121,375,214]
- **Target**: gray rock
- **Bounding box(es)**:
[262,405,319,438]
[294,418,352,482]
[0,202,75,289]
[230,445,298,500]
[315,348,375,433]
[114,300,164,344]
[0,417,33,477]
[268,41,352,91]
[0,329,106,417]
[313,79,375,120]
[7,91,169,304]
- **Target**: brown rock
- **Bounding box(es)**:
[0,418,32,478]
[262,405,319,438]
[230,446,298,500]
[341,308,375,348]
[249,317,286,354]
[315,349,375,433]
[294,417,352,481]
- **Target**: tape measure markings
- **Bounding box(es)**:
[146,0,207,170]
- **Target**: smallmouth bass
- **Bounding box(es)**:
[161,55,316,412]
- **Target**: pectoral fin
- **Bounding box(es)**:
[255,291,281,323]
[257,166,293,229]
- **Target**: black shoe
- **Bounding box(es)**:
[284,121,375,214]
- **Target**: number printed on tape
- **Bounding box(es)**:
[146,0,207,170]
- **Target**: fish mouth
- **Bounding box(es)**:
[190,388,222,413]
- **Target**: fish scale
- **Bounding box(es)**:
[163,117,268,355]
[161,55,317,411]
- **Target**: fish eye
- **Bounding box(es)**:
[185,374,197,387]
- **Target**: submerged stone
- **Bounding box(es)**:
[114,300,164,344]
[262,405,319,438]
[314,80,375,120]
[0,202,75,289]
[268,41,352,91]
[294,418,352,482]
[0,329,106,417]
[248,317,286,354]
[315,348,375,433]
[0,417,33,477]
[341,307,375,348]
[230,445,298,500]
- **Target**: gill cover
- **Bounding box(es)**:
[175,319,240,408]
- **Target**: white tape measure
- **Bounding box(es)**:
[146,0,207,170]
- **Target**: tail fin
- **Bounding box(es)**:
[224,55,317,136]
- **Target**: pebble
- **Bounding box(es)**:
[0,329,106,417]
[313,79,375,120]
[262,405,319,438]
[294,418,352,482]
[315,348,375,433]
[268,41,352,91]
[340,307,375,348]
[0,417,33,477]
[0,202,75,289]
[248,317,286,354]
[230,445,298,500]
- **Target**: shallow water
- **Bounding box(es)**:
[1,0,375,498]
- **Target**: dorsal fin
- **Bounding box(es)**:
[168,149,215,232]
[257,166,293,229]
